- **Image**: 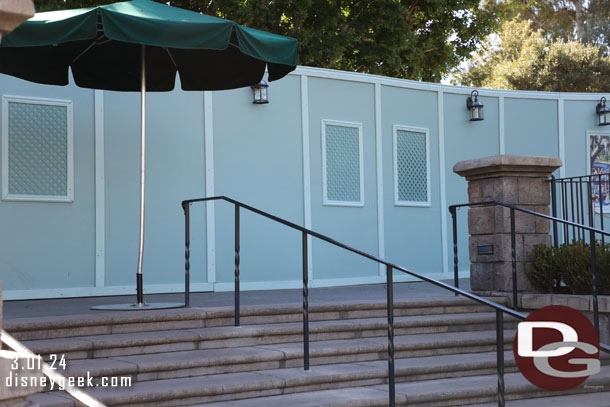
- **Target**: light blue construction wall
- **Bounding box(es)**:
[1,67,608,299]
[103,84,207,289]
[212,75,303,286]
[381,87,442,274]
[0,77,95,292]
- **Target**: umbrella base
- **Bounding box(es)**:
[91,302,185,311]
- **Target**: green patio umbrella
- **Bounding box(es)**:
[0,0,298,309]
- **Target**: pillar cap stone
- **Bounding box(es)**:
[453,154,562,181]
[0,0,34,36]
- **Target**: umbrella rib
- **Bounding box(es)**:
[71,35,105,65]
[164,48,178,69]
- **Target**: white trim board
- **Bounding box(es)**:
[292,66,610,101]
[437,91,449,274]
[212,271,470,293]
[94,90,105,288]
[558,98,566,178]
[499,96,505,154]
[375,83,385,276]
[321,119,365,207]
[312,270,470,288]
[204,91,216,285]
[301,75,313,283]
[2,95,74,203]
[392,125,431,207]
[3,283,214,301]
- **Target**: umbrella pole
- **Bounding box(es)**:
[91,45,183,311]
[136,44,146,307]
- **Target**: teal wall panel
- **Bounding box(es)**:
[381,86,442,274]
[213,75,303,284]
[0,77,95,290]
[564,100,599,176]
[309,78,378,280]
[3,66,609,299]
[444,93,500,272]
[505,98,559,158]
[104,85,206,287]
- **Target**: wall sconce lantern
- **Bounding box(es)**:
[466,90,484,121]
[596,97,610,126]
[251,80,269,104]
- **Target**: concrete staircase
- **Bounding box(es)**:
[4,296,610,407]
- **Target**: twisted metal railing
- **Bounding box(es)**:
[182,196,565,407]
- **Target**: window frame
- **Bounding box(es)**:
[2,95,74,203]
[393,124,431,207]
[321,119,364,207]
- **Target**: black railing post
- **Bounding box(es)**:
[450,206,459,295]
[561,181,568,242]
[551,176,559,248]
[183,202,191,308]
[386,264,396,407]
[235,204,241,327]
[570,181,576,241]
[302,231,310,371]
[587,183,601,335]
[510,208,518,311]
[496,309,505,407]
[599,174,605,249]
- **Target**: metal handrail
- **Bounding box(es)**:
[450,200,610,344]
[182,196,610,407]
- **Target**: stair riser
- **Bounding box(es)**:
[54,343,516,387]
[397,387,606,407]
[9,304,498,341]
[41,364,522,396]
[30,322,518,360]
[40,364,525,407]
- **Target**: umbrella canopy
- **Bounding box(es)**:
[0,0,298,309]
[0,0,298,91]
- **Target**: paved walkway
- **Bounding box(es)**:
[3,278,470,319]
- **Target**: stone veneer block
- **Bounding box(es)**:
[0,0,34,38]
[454,155,562,294]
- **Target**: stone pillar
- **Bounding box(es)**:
[453,155,562,293]
[0,0,34,42]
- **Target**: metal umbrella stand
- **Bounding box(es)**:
[0,0,298,310]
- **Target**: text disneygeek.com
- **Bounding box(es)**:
[5,353,132,389]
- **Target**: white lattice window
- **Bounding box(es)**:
[322,120,364,206]
[2,96,74,202]
[393,125,430,207]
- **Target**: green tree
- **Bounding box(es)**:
[33,0,501,82]
[457,19,610,92]
[491,0,609,51]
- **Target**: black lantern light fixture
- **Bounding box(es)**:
[466,90,484,121]
[251,80,269,104]
[596,97,610,126]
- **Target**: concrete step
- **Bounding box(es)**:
[466,391,610,406]
[57,335,517,385]
[29,352,518,407]
[22,312,518,360]
[5,297,508,341]
[27,363,610,407]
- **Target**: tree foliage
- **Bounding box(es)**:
[33,0,501,82]
[492,0,609,51]
[457,19,610,92]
